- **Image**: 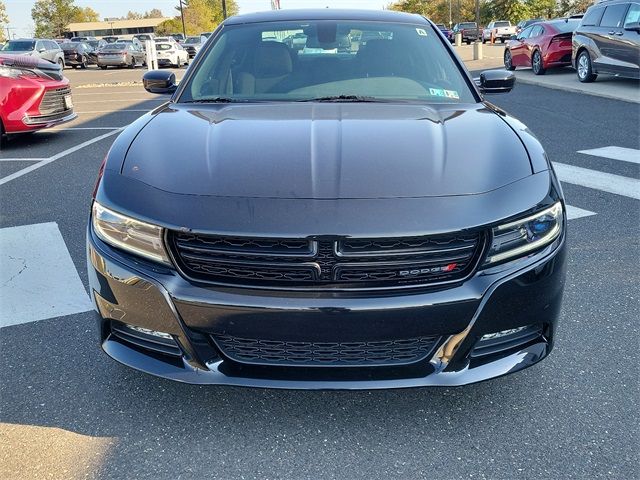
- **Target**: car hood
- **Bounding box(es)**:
[122,103,532,199]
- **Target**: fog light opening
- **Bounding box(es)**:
[124,324,173,340]
[480,326,529,342]
[471,324,544,359]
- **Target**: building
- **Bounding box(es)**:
[66,18,170,39]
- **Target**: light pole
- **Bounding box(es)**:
[179,0,186,37]
[448,0,452,28]
[222,0,227,19]
[109,21,114,35]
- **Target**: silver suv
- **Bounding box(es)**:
[572,0,640,82]
[0,38,65,67]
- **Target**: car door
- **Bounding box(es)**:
[511,26,533,65]
[34,40,46,60]
[595,2,631,73]
[524,25,545,66]
[619,2,640,77]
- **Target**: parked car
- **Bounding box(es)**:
[133,33,155,44]
[504,19,580,74]
[0,54,75,146]
[283,32,308,50]
[70,36,97,43]
[60,41,97,69]
[97,42,146,69]
[515,18,544,33]
[86,39,107,51]
[482,21,517,43]
[0,38,65,68]
[183,36,206,58]
[451,22,481,44]
[200,32,212,39]
[154,42,188,67]
[90,11,567,389]
[170,33,186,43]
[154,36,179,45]
[572,0,640,82]
[102,36,121,44]
[435,23,452,40]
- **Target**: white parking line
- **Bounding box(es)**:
[44,127,123,131]
[0,158,46,162]
[553,162,640,200]
[0,222,92,328]
[73,99,165,104]
[0,128,123,186]
[578,146,640,165]
[566,205,597,220]
[71,91,170,96]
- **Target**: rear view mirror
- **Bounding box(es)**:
[624,21,640,32]
[143,70,177,94]
[476,70,515,94]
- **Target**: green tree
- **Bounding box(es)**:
[387,0,483,26]
[557,0,594,16]
[157,0,237,35]
[32,0,82,38]
[487,0,531,23]
[0,1,9,43]
[145,8,164,18]
[526,0,556,18]
[71,6,99,23]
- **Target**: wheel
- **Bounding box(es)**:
[532,50,546,75]
[128,57,135,69]
[173,56,180,68]
[80,56,87,69]
[504,49,516,71]
[57,58,64,69]
[482,38,486,44]
[577,50,597,83]
[500,38,505,44]
[465,40,471,45]
[100,65,107,70]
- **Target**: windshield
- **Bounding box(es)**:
[459,23,476,29]
[156,43,174,51]
[102,44,126,51]
[494,22,510,27]
[185,37,200,44]
[551,20,580,32]
[136,35,152,41]
[180,20,475,104]
[2,41,35,51]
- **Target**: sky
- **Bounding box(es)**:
[4,0,388,38]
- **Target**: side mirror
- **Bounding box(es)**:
[624,21,640,32]
[38,47,46,52]
[143,70,177,94]
[476,70,515,94]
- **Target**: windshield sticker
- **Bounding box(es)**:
[429,88,445,97]
[444,90,460,99]
[416,28,428,36]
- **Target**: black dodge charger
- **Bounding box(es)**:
[87,9,567,389]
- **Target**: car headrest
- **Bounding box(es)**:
[254,42,293,78]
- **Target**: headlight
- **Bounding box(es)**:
[91,202,171,265]
[484,202,564,265]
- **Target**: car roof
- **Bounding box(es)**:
[224,9,426,25]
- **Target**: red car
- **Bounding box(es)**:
[0,54,75,142]
[504,19,580,75]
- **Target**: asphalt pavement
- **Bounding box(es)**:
[0,72,639,479]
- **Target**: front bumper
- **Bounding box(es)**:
[97,57,128,66]
[87,223,567,389]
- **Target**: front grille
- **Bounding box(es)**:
[38,86,72,116]
[168,231,485,290]
[212,333,441,367]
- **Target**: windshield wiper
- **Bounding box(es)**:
[183,97,248,103]
[298,95,382,103]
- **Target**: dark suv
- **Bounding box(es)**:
[572,0,640,82]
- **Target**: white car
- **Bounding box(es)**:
[155,42,189,68]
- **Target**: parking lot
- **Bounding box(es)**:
[1,53,639,479]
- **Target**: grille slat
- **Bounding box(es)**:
[169,231,484,290]
[37,86,72,116]
[212,333,440,366]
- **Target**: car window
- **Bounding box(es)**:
[495,21,510,27]
[624,2,640,26]
[581,6,605,26]
[530,25,544,37]
[518,26,533,39]
[182,20,476,104]
[600,4,629,27]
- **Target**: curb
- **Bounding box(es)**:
[515,75,640,105]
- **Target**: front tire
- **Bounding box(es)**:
[577,50,597,83]
[100,65,107,70]
[57,58,64,69]
[504,49,516,71]
[80,56,87,69]
[532,50,546,75]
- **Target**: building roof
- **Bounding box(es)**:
[67,17,170,31]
